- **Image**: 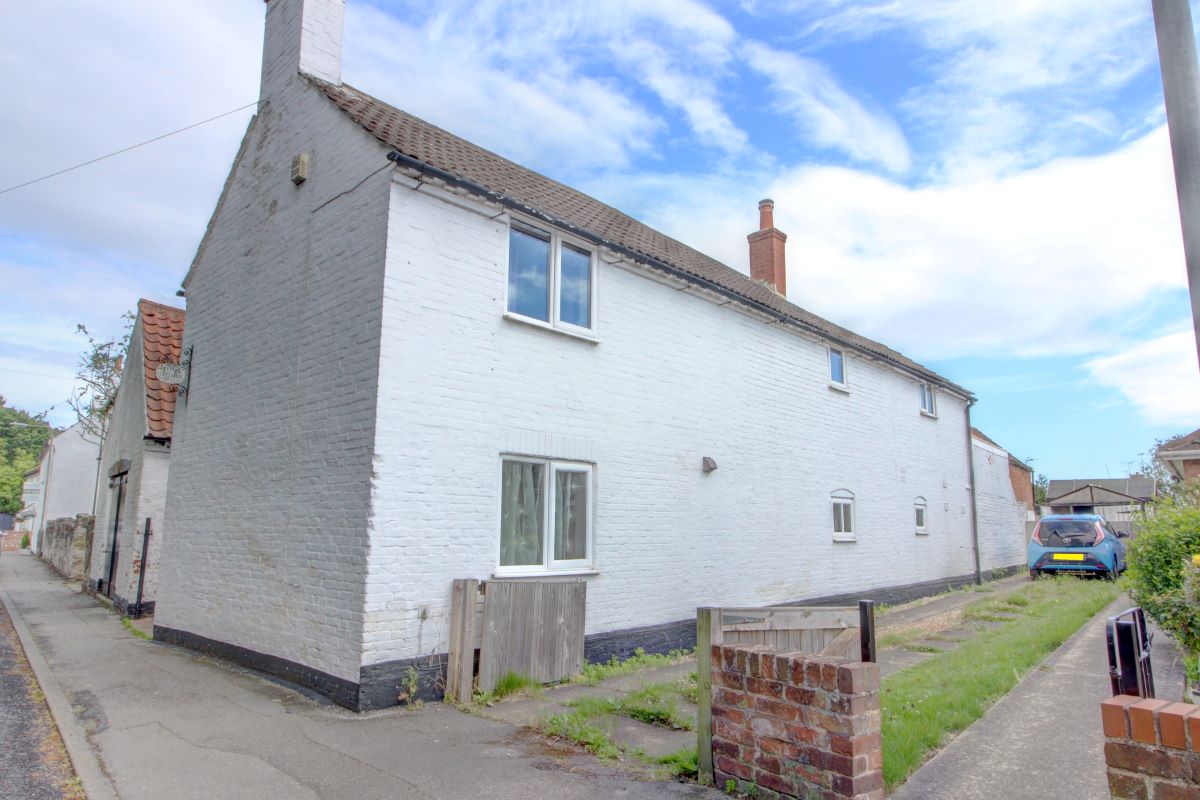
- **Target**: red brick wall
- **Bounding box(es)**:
[1008,459,1035,511]
[1102,695,1200,798]
[711,643,882,800]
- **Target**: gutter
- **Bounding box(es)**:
[384,150,975,402]
[964,399,982,585]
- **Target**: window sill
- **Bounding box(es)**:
[920,410,938,419]
[915,529,929,536]
[828,382,850,394]
[491,569,600,580]
[832,535,857,543]
[503,312,599,344]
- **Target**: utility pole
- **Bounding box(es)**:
[1152,0,1200,367]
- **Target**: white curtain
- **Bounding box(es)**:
[500,461,543,566]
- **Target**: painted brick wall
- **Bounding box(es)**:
[361,181,977,669]
[711,643,883,799]
[155,20,392,682]
[90,316,174,609]
[972,437,1030,573]
[1102,694,1200,798]
[33,423,100,553]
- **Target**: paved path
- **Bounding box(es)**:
[0,593,83,800]
[890,595,1187,800]
[0,553,719,800]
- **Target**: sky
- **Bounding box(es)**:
[0,0,1198,480]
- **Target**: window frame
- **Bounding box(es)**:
[919,381,937,417]
[496,455,595,576]
[914,497,928,534]
[504,217,598,338]
[828,346,849,391]
[831,489,855,542]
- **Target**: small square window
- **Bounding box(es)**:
[499,457,593,573]
[506,222,595,333]
[829,347,846,386]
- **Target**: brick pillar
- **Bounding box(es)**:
[712,643,883,800]
[1102,694,1200,798]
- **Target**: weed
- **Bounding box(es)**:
[19,533,30,549]
[120,617,150,640]
[573,647,693,685]
[903,643,944,654]
[542,711,621,761]
[566,681,694,730]
[656,747,698,779]
[398,666,423,707]
[725,779,738,794]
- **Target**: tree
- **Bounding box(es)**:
[1138,436,1183,502]
[68,313,134,442]
[0,397,53,514]
[1032,470,1049,506]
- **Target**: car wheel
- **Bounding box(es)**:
[1029,568,1040,580]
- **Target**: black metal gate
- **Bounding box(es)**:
[104,473,127,600]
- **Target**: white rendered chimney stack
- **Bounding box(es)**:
[261,0,345,98]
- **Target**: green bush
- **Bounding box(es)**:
[1126,488,1200,655]
[19,533,29,549]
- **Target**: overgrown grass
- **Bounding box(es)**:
[882,576,1119,790]
[573,647,693,685]
[542,711,622,761]
[566,680,695,731]
[120,617,150,640]
[657,747,699,779]
[474,670,541,704]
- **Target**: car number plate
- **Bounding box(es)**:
[1052,553,1085,561]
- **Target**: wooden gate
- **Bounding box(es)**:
[446,578,587,704]
[695,601,876,785]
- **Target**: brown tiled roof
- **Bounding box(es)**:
[1158,426,1200,453]
[970,427,1000,448]
[316,81,971,398]
[139,299,186,440]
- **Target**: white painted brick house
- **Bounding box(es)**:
[970,428,1036,573]
[88,299,185,617]
[157,0,1004,709]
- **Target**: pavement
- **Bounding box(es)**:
[890,593,1188,800]
[0,552,719,800]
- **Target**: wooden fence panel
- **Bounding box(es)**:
[446,578,479,704]
[477,580,586,693]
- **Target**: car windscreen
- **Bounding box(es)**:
[1040,519,1098,548]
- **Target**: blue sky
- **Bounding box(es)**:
[1,0,1198,479]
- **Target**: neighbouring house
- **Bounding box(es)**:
[1045,476,1154,536]
[87,299,185,617]
[156,0,985,710]
[23,422,100,555]
[1157,427,1200,481]
[971,429,1037,568]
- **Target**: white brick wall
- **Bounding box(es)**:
[972,438,1032,572]
[360,180,978,668]
[34,422,100,552]
[156,54,392,681]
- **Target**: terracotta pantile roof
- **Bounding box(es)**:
[1159,426,1200,453]
[316,81,971,398]
[139,299,186,440]
[970,427,1001,448]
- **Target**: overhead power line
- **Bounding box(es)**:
[0,101,259,196]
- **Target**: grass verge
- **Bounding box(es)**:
[542,711,622,761]
[120,617,150,640]
[882,575,1119,790]
[474,670,542,704]
[567,680,695,731]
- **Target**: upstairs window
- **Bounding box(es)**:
[919,381,936,416]
[832,489,855,540]
[507,221,594,333]
[829,347,847,388]
[915,497,928,533]
[498,457,593,573]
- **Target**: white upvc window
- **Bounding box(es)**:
[497,456,593,574]
[914,497,928,534]
[919,381,937,416]
[832,489,855,541]
[828,346,848,390]
[506,219,596,335]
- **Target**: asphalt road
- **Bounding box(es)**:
[0,595,81,800]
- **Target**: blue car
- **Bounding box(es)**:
[1027,514,1128,579]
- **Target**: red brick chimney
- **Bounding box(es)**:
[747,199,787,297]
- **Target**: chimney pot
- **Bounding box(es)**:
[747,200,787,296]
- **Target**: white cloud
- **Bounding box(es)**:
[741,41,910,173]
[601,127,1185,362]
[1085,331,1200,426]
